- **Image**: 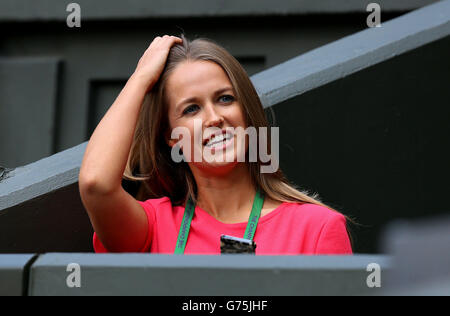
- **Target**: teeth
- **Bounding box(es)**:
[206,133,232,147]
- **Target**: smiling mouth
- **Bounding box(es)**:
[204,132,234,148]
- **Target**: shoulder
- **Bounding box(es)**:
[282,202,352,254]
[137,196,174,214]
[282,202,346,224]
[139,196,172,207]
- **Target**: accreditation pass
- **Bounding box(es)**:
[182,300,269,313]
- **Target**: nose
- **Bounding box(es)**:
[203,103,224,128]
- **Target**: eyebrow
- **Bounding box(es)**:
[176,87,234,112]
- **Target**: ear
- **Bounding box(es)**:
[167,137,184,156]
[167,139,176,148]
[165,129,173,147]
[165,129,179,149]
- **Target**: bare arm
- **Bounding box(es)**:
[79,35,182,252]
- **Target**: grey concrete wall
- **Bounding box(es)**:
[0,254,36,296]
[28,254,390,296]
[274,35,450,253]
[253,0,450,106]
[0,253,392,296]
[0,58,60,167]
[0,0,439,21]
[0,144,93,254]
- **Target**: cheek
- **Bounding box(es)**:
[228,104,247,127]
[177,121,200,153]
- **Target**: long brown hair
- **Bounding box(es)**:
[124,34,355,246]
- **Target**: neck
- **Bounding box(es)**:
[189,162,256,222]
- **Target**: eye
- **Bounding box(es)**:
[182,104,200,115]
[219,95,235,103]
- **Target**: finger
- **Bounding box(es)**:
[160,36,171,43]
[171,36,183,42]
[161,35,181,42]
[147,37,161,49]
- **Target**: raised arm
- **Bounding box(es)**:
[78,35,182,252]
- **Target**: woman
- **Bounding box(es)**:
[79,34,353,255]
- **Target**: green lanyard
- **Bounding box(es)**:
[174,189,265,254]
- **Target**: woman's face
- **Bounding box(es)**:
[165,60,248,174]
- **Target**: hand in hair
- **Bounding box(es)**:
[133,35,183,92]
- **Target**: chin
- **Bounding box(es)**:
[194,159,240,176]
